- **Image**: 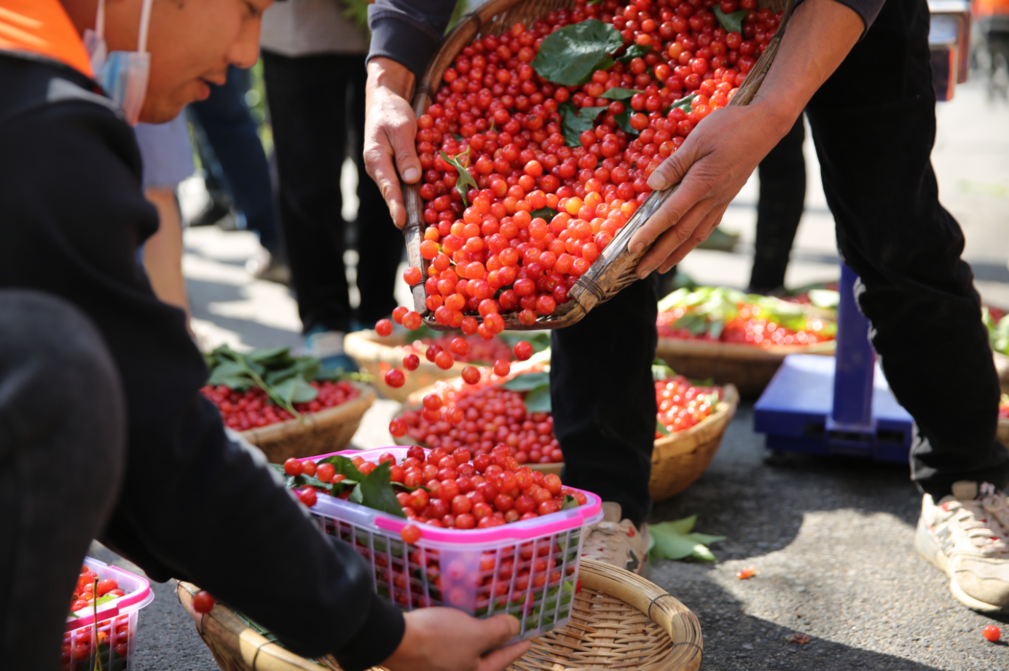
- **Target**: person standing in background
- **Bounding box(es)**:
[261,0,404,372]
[188,65,289,284]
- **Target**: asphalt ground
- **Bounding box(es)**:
[91,78,1009,670]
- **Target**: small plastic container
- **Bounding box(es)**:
[303,447,603,642]
[63,557,154,671]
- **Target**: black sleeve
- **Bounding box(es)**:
[797,0,885,35]
[367,0,459,79]
[0,75,403,670]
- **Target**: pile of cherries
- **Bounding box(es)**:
[64,565,132,668]
[401,0,781,330]
[655,374,720,436]
[657,304,832,347]
[289,446,588,530]
[200,380,361,431]
[402,332,516,365]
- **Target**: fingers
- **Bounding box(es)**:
[392,122,422,185]
[476,614,521,652]
[646,140,693,192]
[478,641,532,671]
[657,204,729,274]
[364,142,408,229]
[636,198,713,278]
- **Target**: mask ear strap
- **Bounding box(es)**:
[137,0,154,53]
[95,0,106,40]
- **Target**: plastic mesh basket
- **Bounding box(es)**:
[62,557,154,671]
[303,447,603,642]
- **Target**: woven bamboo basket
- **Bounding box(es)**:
[394,379,738,501]
[240,382,376,463]
[655,338,835,398]
[403,0,796,331]
[344,330,469,402]
[176,558,703,671]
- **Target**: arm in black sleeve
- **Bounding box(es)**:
[367,0,459,79]
[0,59,403,671]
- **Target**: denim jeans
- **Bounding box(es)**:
[189,65,280,252]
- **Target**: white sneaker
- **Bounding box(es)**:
[916,481,1009,612]
[582,502,649,576]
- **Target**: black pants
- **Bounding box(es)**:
[262,51,403,333]
[554,0,1008,525]
[0,291,125,669]
[749,115,806,293]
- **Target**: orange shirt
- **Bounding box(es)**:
[975,0,1009,17]
[0,0,92,78]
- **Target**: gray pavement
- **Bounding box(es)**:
[111,78,1009,670]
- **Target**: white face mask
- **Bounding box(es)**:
[82,0,154,126]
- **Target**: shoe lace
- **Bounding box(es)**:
[951,493,1009,555]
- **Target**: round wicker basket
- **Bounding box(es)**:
[176,558,702,671]
[344,330,467,402]
[656,338,835,398]
[394,379,739,502]
[402,0,795,331]
[240,382,377,463]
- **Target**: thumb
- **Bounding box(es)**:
[392,122,422,184]
[475,614,521,653]
[647,142,695,191]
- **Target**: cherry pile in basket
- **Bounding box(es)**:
[656,286,837,347]
[1000,394,1008,420]
[200,345,362,431]
[65,565,132,666]
[397,0,782,331]
[284,446,588,530]
[68,564,125,614]
[655,373,720,436]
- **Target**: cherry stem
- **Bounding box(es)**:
[92,578,103,671]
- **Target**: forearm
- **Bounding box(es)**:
[748,0,864,133]
[142,187,190,318]
[367,57,416,104]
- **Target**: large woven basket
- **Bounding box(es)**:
[395,379,739,501]
[176,558,702,671]
[656,338,835,398]
[404,0,795,330]
[240,382,376,463]
[344,330,468,402]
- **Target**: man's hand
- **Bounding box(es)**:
[364,58,422,229]
[626,0,863,278]
[382,608,531,671]
[628,104,788,278]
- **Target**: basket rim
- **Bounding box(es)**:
[239,380,377,444]
[176,558,702,671]
[656,336,836,361]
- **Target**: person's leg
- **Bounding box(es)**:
[346,54,404,327]
[805,0,1009,496]
[0,290,126,669]
[263,50,352,334]
[188,65,280,253]
[550,276,658,528]
[748,115,806,294]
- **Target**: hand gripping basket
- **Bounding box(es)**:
[304,447,604,642]
[177,558,703,671]
[403,0,796,330]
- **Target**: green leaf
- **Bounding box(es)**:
[658,287,691,312]
[350,461,406,518]
[652,359,675,381]
[708,319,726,340]
[562,494,580,511]
[655,419,671,436]
[247,347,293,365]
[714,6,749,34]
[560,103,609,148]
[317,455,367,483]
[599,87,643,100]
[530,207,558,222]
[501,372,552,391]
[523,385,552,413]
[614,108,638,136]
[672,312,709,336]
[617,43,651,64]
[532,19,625,87]
[648,516,725,562]
[440,148,478,207]
[665,93,698,115]
[272,375,319,404]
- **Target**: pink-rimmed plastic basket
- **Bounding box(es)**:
[299,447,603,642]
[63,557,154,671]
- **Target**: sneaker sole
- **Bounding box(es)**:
[915,517,1007,613]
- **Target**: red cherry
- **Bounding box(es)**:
[400,524,422,545]
[435,351,454,370]
[392,306,409,324]
[298,487,318,507]
[192,590,215,614]
[462,366,481,385]
[375,319,394,337]
[385,369,406,388]
[404,266,423,286]
[513,341,534,361]
[403,354,420,370]
[283,458,303,477]
[389,417,408,437]
[493,360,511,377]
[984,625,1001,642]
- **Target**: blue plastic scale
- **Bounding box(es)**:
[753,264,914,462]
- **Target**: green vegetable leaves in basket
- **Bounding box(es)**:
[532,19,624,87]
